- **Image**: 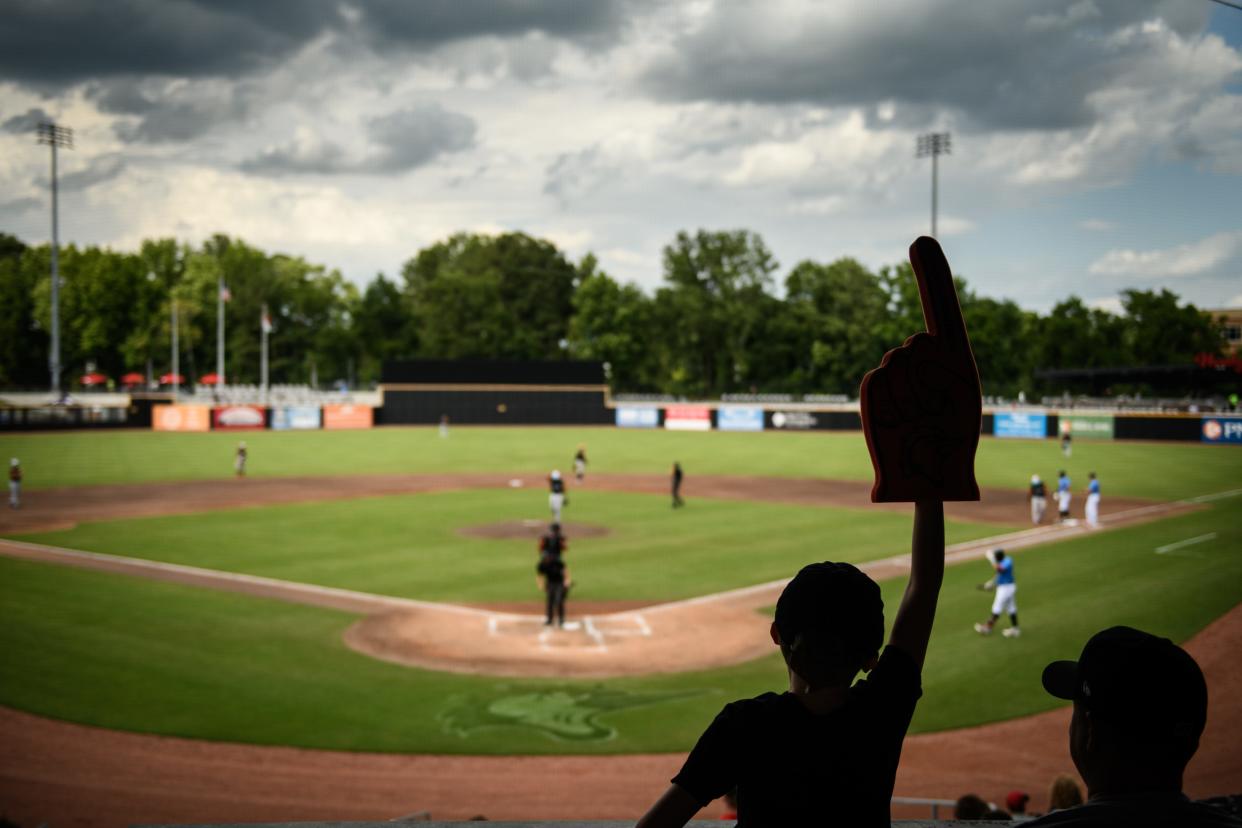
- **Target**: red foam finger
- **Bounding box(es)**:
[909,236,969,356]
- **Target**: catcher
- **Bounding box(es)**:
[974,548,1020,638]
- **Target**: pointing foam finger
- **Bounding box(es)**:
[909,236,969,355]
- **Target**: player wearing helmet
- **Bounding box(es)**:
[548,469,568,522]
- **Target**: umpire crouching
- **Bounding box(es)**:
[537,523,571,627]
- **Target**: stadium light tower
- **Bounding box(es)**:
[916,132,950,238]
[37,121,73,398]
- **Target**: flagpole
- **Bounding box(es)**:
[260,303,269,403]
[216,275,225,387]
[171,294,179,398]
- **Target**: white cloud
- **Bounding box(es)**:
[1088,295,1124,315]
[1088,231,1242,278]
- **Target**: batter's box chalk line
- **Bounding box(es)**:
[488,613,650,652]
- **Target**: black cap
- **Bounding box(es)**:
[1041,626,1207,732]
[775,562,883,662]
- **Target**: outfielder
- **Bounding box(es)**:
[1084,471,1101,528]
[548,470,567,522]
[1056,470,1072,522]
[975,548,1020,638]
[574,445,587,482]
[8,457,21,509]
[235,441,248,477]
[1029,473,1047,525]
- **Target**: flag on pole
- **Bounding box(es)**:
[220,283,232,302]
[261,306,273,334]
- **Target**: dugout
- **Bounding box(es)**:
[379,360,613,425]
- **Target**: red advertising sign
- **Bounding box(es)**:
[664,405,712,431]
[322,404,373,430]
[212,405,267,430]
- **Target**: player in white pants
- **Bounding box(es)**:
[548,470,567,522]
[1084,471,1101,528]
[975,549,1020,638]
[1056,470,1072,522]
[1029,474,1047,525]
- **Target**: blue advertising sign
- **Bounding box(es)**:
[271,405,321,431]
[994,411,1047,439]
[615,406,659,429]
[716,407,764,432]
[1201,417,1242,444]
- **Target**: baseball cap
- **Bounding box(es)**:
[1041,626,1207,733]
[551,470,561,479]
[775,562,883,663]
[1031,474,1041,484]
[1006,791,1030,812]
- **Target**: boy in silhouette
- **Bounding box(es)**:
[1027,626,1240,827]
[636,502,944,826]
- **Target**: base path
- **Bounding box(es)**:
[1,602,1237,827]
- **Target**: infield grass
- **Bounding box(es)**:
[2,426,1239,500]
[10,490,1008,602]
[2,503,1238,754]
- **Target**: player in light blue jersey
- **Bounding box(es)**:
[1056,470,1072,522]
[974,548,1020,638]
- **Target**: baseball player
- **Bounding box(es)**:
[671,461,684,508]
[548,470,567,522]
[1056,470,1072,522]
[1029,473,1047,525]
[1084,471,1101,528]
[439,414,449,439]
[536,523,571,626]
[573,445,587,482]
[235,441,247,477]
[1060,423,1072,458]
[974,548,1020,638]
[8,457,21,509]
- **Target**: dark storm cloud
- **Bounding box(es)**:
[350,0,636,49]
[0,0,344,90]
[239,104,477,176]
[1,108,55,134]
[640,0,1215,131]
[86,78,256,143]
[57,156,127,192]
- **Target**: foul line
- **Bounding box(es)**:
[1156,533,1217,555]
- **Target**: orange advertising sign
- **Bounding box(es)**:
[322,404,373,430]
[152,404,211,432]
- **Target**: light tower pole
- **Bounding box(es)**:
[37,121,73,397]
[916,132,951,238]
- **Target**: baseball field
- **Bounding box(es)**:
[1,425,1239,821]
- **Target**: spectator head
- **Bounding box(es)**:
[954,794,990,820]
[1041,626,1207,795]
[771,562,883,689]
[1048,774,1084,811]
[1006,790,1030,814]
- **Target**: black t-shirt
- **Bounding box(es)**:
[1031,481,1047,497]
[671,644,922,826]
[550,478,565,494]
[1027,794,1242,827]
[537,552,566,583]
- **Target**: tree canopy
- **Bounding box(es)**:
[0,228,1227,396]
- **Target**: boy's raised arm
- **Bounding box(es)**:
[858,237,980,668]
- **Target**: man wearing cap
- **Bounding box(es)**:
[548,469,567,522]
[1026,626,1240,826]
[1029,474,1047,525]
[1006,790,1033,822]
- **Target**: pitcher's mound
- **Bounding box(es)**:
[459,521,611,539]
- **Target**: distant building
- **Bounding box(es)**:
[1208,308,1242,356]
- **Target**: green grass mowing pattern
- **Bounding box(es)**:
[1,503,1237,753]
[2,427,1239,500]
[11,490,1010,603]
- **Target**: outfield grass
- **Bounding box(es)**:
[11,490,1009,602]
[2,426,1239,500]
[1,504,1238,753]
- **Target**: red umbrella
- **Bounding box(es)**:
[159,373,186,385]
[79,372,108,386]
[198,373,222,386]
[120,372,146,386]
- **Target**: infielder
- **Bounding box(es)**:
[1084,471,1101,528]
[8,457,21,509]
[974,548,1020,638]
[1029,473,1047,525]
[235,441,248,477]
[574,445,587,482]
[548,470,567,522]
[1056,470,1072,522]
[536,523,571,627]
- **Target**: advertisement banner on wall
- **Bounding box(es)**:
[271,406,321,431]
[212,405,267,431]
[1201,417,1242,444]
[768,410,820,430]
[664,405,711,431]
[994,411,1047,439]
[152,404,211,432]
[323,404,373,430]
[615,406,659,428]
[716,407,764,432]
[1064,414,1114,440]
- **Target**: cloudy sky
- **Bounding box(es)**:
[1,0,1240,312]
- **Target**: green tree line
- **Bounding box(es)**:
[0,229,1225,397]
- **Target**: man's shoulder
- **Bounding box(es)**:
[1028,796,1242,827]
